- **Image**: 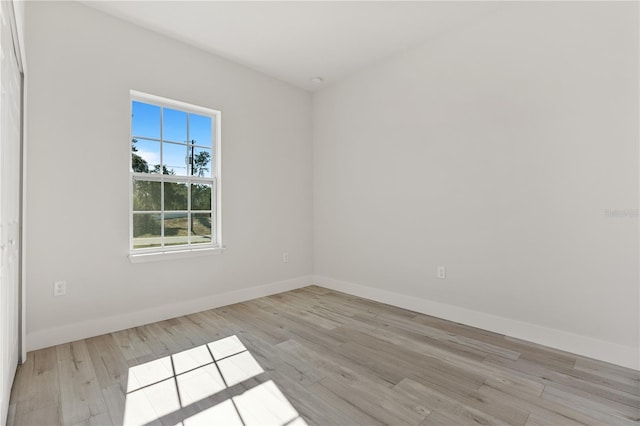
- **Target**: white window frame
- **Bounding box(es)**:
[128,90,222,263]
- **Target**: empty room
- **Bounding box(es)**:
[1,0,638,425]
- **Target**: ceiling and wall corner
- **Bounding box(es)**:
[81,1,502,91]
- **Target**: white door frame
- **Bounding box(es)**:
[4,0,24,365]
[4,0,25,366]
[0,0,25,423]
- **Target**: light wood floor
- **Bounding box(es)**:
[8,285,640,426]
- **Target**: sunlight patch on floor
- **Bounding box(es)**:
[176,363,227,406]
[127,356,173,392]
[182,400,243,426]
[173,344,214,374]
[217,351,265,387]
[124,377,181,425]
[122,335,308,426]
[233,380,301,425]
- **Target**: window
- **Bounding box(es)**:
[129,91,221,259]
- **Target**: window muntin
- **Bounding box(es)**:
[130,92,220,253]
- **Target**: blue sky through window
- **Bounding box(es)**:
[132,100,213,176]
[163,108,187,142]
[132,101,160,139]
[190,114,212,146]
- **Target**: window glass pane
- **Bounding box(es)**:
[164,213,189,246]
[189,113,212,147]
[132,101,160,139]
[188,147,213,177]
[191,213,212,244]
[133,213,161,248]
[163,108,187,142]
[131,95,218,252]
[132,139,161,173]
[132,179,161,211]
[164,182,188,210]
[163,142,187,176]
[191,183,212,211]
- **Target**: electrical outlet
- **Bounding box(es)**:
[283,252,289,263]
[54,281,67,296]
[437,266,446,279]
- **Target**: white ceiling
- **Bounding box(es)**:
[83,1,499,91]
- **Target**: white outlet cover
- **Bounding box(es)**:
[54,281,67,296]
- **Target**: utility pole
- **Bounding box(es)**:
[190,139,195,175]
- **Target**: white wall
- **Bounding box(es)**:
[25,1,639,369]
[313,2,639,368]
[25,1,313,350]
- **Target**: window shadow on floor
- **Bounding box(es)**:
[123,335,307,426]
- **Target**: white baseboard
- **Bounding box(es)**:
[26,275,312,352]
[314,275,640,370]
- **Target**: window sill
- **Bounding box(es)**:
[129,246,225,263]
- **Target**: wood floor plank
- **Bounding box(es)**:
[272,290,361,326]
[412,313,577,367]
[11,403,62,426]
[478,383,604,426]
[132,320,184,353]
[335,328,486,389]
[395,378,509,426]
[85,335,129,393]
[524,411,581,426]
[137,322,183,357]
[364,315,490,361]
[420,409,505,426]
[111,328,152,361]
[263,366,372,426]
[262,293,343,330]
[573,361,640,394]
[10,347,60,418]
[376,311,522,361]
[56,341,109,425]
[340,317,520,386]
[71,411,113,426]
[276,338,388,389]
[100,385,125,426]
[542,384,640,424]
[316,373,428,425]
[307,380,384,426]
[9,286,640,426]
[485,355,640,408]
[574,357,640,382]
[404,376,531,426]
